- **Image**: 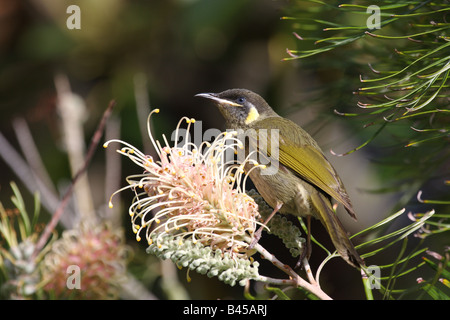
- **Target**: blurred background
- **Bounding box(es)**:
[0,0,447,300]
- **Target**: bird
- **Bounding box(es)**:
[196,88,364,268]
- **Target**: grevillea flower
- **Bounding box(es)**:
[104,109,266,259]
[41,223,127,299]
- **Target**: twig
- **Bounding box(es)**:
[302,258,317,285]
[12,118,58,196]
[32,100,116,260]
[0,132,71,226]
[254,242,332,300]
[11,118,75,228]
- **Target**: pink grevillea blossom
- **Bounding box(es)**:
[105,109,266,258]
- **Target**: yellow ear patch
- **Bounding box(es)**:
[245,106,260,124]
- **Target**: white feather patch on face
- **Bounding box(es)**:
[245,105,260,124]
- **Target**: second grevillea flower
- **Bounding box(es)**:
[105,109,266,259]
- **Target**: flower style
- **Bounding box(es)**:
[104,109,267,259]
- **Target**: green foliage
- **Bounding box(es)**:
[282,0,449,299]
[284,0,449,150]
[0,183,44,299]
[419,252,450,299]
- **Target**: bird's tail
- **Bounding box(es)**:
[311,192,364,268]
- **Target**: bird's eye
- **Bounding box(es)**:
[237,97,245,104]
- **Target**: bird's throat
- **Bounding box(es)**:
[244,106,260,125]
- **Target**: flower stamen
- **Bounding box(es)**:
[107,110,268,259]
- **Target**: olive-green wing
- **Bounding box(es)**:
[253,117,356,219]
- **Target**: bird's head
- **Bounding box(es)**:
[196,88,278,129]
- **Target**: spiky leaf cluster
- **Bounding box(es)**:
[284,0,449,149]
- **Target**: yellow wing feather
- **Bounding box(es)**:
[253,117,356,219]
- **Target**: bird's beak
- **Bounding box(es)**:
[195,93,243,107]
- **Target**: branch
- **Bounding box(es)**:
[254,242,332,300]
